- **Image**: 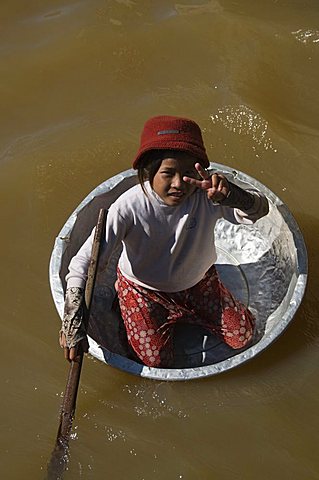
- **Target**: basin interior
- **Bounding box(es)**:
[55,171,301,370]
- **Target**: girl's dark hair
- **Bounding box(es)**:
[137,150,170,194]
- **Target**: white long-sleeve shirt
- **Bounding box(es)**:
[66,181,268,292]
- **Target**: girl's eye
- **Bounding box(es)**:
[184,170,197,177]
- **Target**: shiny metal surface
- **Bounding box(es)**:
[49,164,308,380]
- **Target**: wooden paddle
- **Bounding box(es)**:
[47,208,107,480]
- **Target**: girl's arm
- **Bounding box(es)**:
[60,204,128,360]
[184,162,269,222]
[59,287,89,361]
[66,204,127,288]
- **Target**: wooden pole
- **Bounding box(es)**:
[47,208,107,479]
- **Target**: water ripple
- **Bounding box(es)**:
[292,28,319,44]
[210,105,276,151]
[122,383,189,419]
[175,1,223,16]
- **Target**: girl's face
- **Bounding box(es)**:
[152,153,199,206]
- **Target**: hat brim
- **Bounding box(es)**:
[133,142,210,169]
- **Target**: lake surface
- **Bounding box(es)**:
[1,1,319,478]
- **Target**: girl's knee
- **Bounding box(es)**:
[221,307,254,349]
[132,337,174,367]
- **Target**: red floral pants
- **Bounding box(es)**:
[117,266,255,368]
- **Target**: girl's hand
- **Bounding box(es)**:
[183,163,230,203]
[59,331,89,362]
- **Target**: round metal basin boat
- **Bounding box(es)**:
[49,163,308,381]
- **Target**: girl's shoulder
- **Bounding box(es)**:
[113,183,142,202]
[111,183,149,212]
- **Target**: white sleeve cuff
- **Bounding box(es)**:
[66,276,86,289]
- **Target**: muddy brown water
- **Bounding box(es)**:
[1,1,319,479]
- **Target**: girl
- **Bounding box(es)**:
[60,115,269,367]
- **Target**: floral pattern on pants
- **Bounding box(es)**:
[117,266,255,368]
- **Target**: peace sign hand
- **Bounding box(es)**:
[183,163,230,203]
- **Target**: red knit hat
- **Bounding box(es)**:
[132,115,209,169]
